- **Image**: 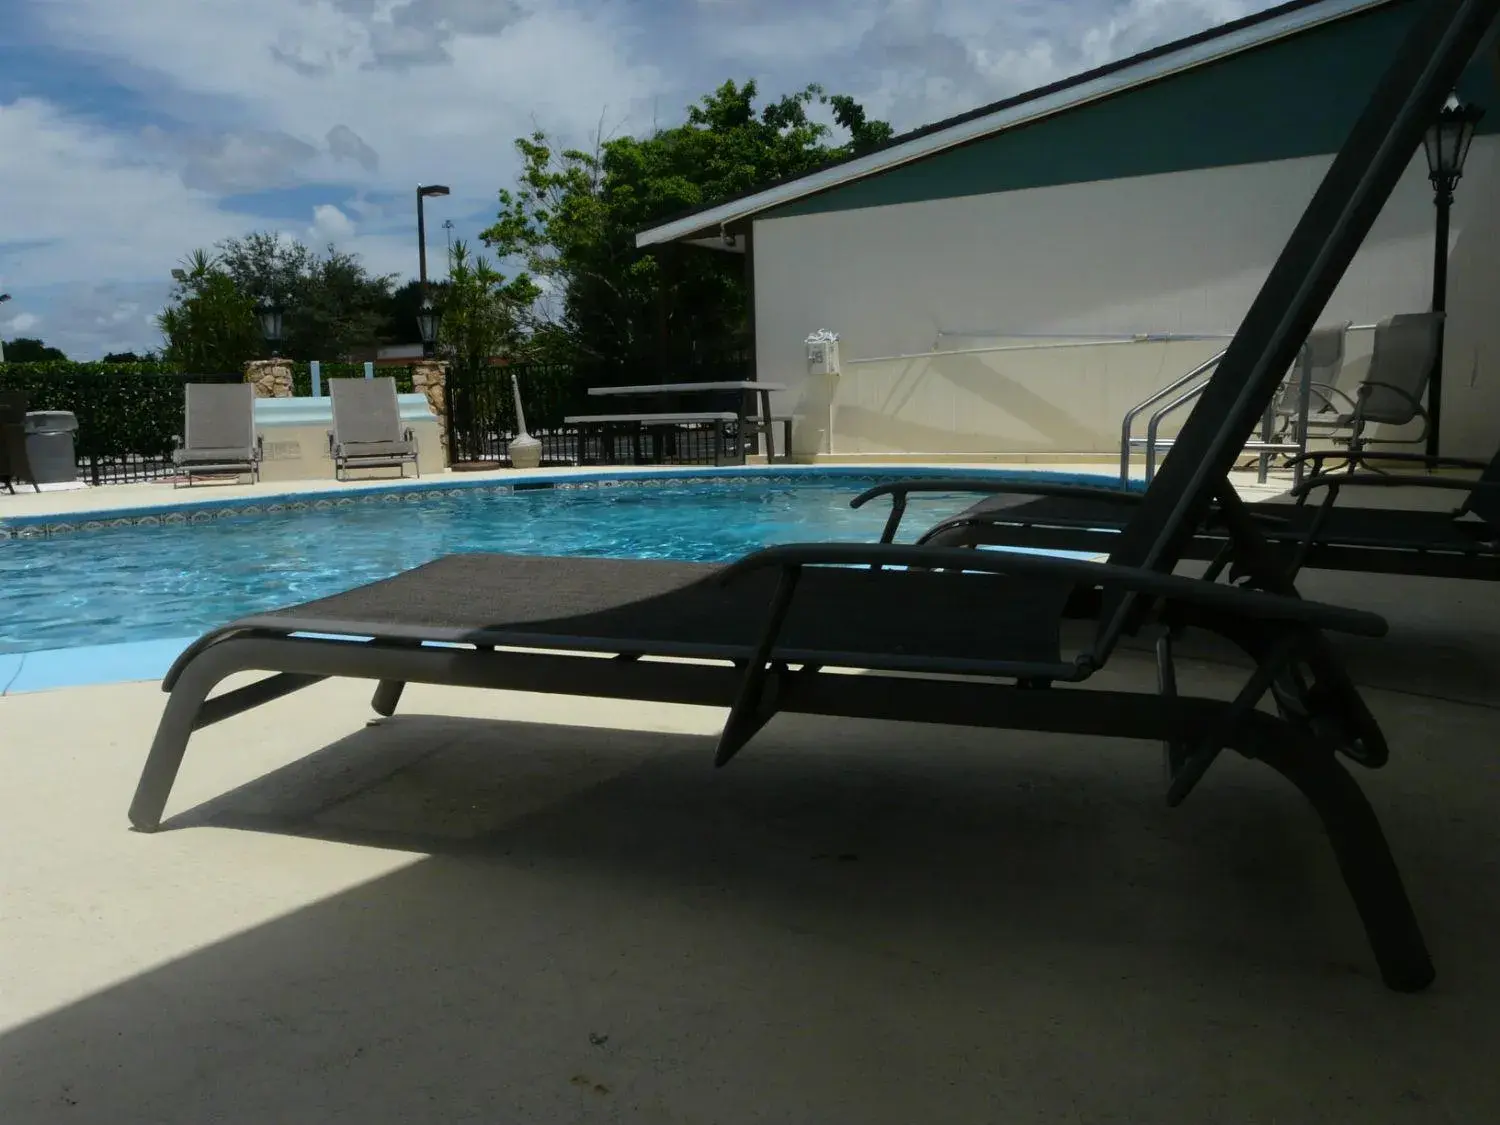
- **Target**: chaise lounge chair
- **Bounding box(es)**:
[126,0,1500,991]
[172,382,263,487]
[328,377,419,481]
[865,444,1500,584]
[0,391,38,494]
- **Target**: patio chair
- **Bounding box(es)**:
[1328,312,1443,456]
[328,377,419,481]
[0,391,38,494]
[864,443,1500,584]
[1269,322,1348,448]
[172,383,263,487]
[125,0,1497,992]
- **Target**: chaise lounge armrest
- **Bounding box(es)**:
[1287,449,1490,477]
[850,478,1291,542]
[851,479,1149,542]
[719,542,1388,637]
[1291,473,1500,504]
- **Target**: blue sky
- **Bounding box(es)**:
[0,0,1268,358]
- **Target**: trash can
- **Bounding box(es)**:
[23,411,80,486]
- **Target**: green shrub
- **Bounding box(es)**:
[0,362,240,465]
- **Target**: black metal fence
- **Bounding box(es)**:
[288,362,415,396]
[0,363,242,484]
[445,349,754,468]
[0,348,758,484]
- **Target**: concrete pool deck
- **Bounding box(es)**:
[2,564,1499,1123]
[2,452,1498,1119]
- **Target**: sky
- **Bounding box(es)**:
[0,0,1273,359]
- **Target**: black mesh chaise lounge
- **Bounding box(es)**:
[328,376,419,481]
[172,382,263,487]
[126,0,1500,992]
[865,444,1500,584]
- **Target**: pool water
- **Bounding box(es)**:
[0,473,1106,655]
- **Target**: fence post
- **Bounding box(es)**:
[310,360,322,398]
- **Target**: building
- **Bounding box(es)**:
[636,0,1500,461]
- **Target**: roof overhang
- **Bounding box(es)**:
[636,0,1389,249]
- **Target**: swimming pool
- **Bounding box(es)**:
[0,468,1119,656]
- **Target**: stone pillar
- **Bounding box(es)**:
[411,359,448,462]
[244,359,294,398]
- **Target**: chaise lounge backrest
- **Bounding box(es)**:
[183,383,257,456]
[330,377,408,449]
[1275,323,1348,422]
[1357,311,1443,426]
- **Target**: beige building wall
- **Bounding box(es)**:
[752,139,1500,459]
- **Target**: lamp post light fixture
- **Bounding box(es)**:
[416,298,441,359]
[1421,96,1484,459]
[416,183,451,297]
[256,300,285,358]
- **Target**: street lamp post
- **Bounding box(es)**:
[416,185,451,285]
[416,184,451,358]
[1421,97,1484,459]
[0,294,10,363]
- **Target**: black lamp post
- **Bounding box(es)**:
[256,301,285,358]
[1421,97,1484,458]
[416,183,451,295]
[416,298,441,359]
[0,294,10,364]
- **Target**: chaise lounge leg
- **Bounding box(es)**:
[1255,741,1433,992]
[371,680,405,716]
[128,660,222,833]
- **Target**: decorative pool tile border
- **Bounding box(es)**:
[0,467,1132,541]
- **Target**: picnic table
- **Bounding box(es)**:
[566,380,789,465]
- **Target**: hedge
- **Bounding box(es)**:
[0,361,240,463]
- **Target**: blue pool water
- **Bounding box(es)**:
[0,470,1117,655]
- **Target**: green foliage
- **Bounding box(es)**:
[385,278,451,347]
[479,79,892,362]
[157,252,262,374]
[436,240,539,374]
[215,233,398,361]
[2,337,68,362]
[0,361,235,465]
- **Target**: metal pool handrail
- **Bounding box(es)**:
[1118,349,1227,486]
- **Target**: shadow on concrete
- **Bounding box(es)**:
[3,695,1500,1123]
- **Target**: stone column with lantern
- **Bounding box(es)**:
[410,359,449,463]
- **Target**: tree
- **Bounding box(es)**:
[1,337,67,362]
[103,350,151,363]
[382,278,454,347]
[157,250,261,373]
[480,79,893,362]
[214,233,398,360]
[435,240,538,373]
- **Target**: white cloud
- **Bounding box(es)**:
[308,204,357,244]
[3,0,1276,357]
[5,312,39,334]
